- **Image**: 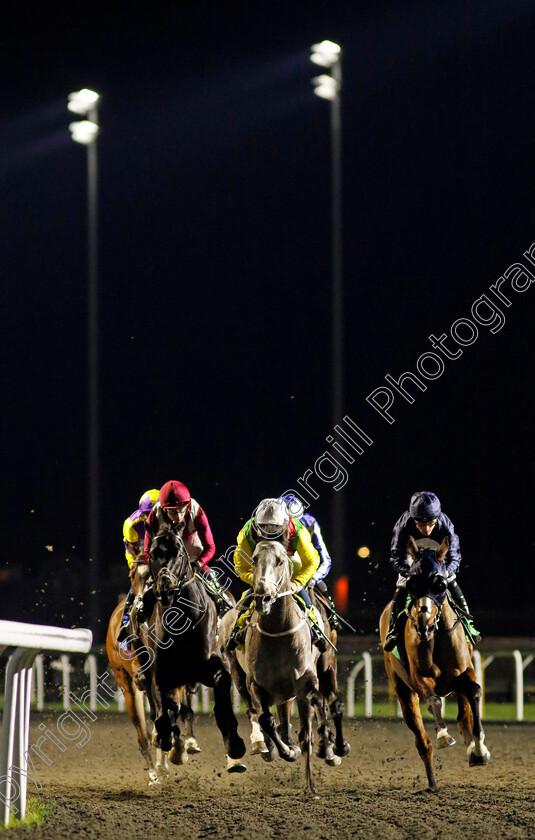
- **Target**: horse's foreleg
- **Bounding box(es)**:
[179,686,201,754]
[459,671,490,766]
[297,698,318,797]
[118,670,159,786]
[425,691,456,749]
[209,657,247,770]
[228,656,268,756]
[455,688,475,747]
[249,683,297,763]
[395,677,437,792]
[150,672,172,753]
[319,664,350,759]
[277,701,299,755]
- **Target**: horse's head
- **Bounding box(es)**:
[149,529,190,607]
[251,540,291,615]
[409,596,440,642]
[406,536,449,641]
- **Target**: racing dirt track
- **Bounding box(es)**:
[13,713,535,839]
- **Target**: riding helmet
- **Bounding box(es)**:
[409,491,441,522]
[280,493,305,520]
[159,480,191,508]
[138,488,159,514]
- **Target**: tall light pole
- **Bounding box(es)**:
[310,42,346,575]
[68,89,100,634]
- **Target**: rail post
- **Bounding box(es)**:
[0,620,92,825]
[346,652,373,717]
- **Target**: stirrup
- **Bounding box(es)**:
[383,630,398,652]
[226,625,243,651]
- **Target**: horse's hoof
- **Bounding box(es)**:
[292,745,302,758]
[261,750,275,762]
[185,737,201,754]
[469,752,490,767]
[437,734,456,749]
[250,740,269,756]
[148,773,161,787]
[226,756,247,773]
[325,755,342,767]
[335,740,350,758]
[280,747,299,763]
[169,747,188,766]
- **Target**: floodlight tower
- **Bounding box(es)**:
[310,42,346,574]
[68,89,100,634]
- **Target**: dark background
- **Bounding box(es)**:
[1,1,534,641]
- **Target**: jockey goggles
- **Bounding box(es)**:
[256,522,285,539]
[414,517,438,525]
[164,501,189,511]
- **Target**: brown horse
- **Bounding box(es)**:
[219,539,334,795]
[379,537,490,792]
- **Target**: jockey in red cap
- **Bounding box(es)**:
[134,480,233,623]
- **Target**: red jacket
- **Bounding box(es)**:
[144,499,216,570]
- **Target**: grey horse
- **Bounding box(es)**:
[219,539,335,795]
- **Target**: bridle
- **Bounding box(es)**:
[151,531,194,603]
[409,596,463,641]
[250,543,307,636]
[409,597,440,642]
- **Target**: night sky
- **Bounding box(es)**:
[2,1,534,640]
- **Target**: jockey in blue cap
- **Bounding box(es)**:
[383,491,480,652]
[280,493,341,631]
[118,488,159,643]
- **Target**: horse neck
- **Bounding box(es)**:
[256,589,301,634]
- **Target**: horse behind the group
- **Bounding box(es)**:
[379,536,490,792]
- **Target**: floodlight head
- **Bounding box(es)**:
[312,74,338,101]
[68,89,100,116]
[310,40,341,68]
[69,120,99,145]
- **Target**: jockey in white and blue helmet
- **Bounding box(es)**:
[280,493,341,631]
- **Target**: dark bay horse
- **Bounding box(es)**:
[219,539,335,795]
[144,529,246,773]
[107,596,201,783]
[379,536,490,792]
[108,529,246,782]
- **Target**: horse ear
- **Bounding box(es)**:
[438,537,449,562]
[407,536,419,560]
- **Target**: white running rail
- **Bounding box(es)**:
[0,619,92,825]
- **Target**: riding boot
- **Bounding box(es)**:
[447,580,481,643]
[203,569,234,617]
[117,587,135,643]
[384,586,407,652]
[305,605,328,653]
[314,580,342,631]
[134,585,156,627]
[226,591,253,651]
